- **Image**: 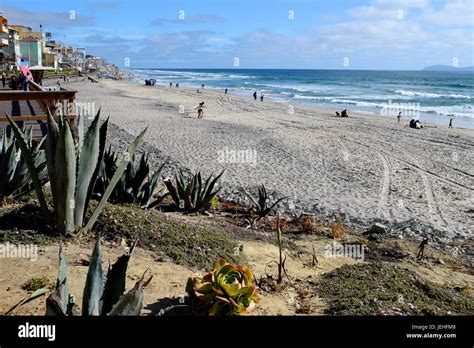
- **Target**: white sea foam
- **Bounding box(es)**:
[395,90,471,99]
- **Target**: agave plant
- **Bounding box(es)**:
[5,110,147,236]
[94,147,168,209]
[46,240,152,316]
[164,170,224,212]
[244,185,287,225]
[0,127,47,202]
[186,259,258,316]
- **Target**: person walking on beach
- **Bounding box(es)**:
[260,92,264,102]
[397,111,402,124]
[170,82,172,88]
[1,73,5,88]
[253,91,257,100]
[195,102,205,119]
[449,118,453,129]
[176,83,179,88]
[224,88,228,94]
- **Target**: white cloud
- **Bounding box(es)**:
[423,0,474,26]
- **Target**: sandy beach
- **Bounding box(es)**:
[66,79,473,243]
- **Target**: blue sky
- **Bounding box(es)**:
[1,0,473,69]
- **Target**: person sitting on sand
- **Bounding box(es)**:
[341,109,348,117]
[253,91,257,100]
[260,93,264,102]
[449,118,453,129]
[335,111,341,117]
[397,111,402,124]
[410,119,423,129]
[195,102,205,119]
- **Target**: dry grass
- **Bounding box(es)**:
[295,215,320,234]
[264,216,291,231]
[329,220,346,239]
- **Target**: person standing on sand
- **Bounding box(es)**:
[195,102,205,119]
[224,88,228,94]
[176,83,179,88]
[253,91,257,100]
[260,92,264,102]
[170,82,172,88]
[449,118,453,128]
[201,84,205,89]
[397,111,402,124]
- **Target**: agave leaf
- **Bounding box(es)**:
[57,246,70,312]
[77,114,84,152]
[175,172,186,204]
[146,187,169,209]
[107,273,152,316]
[54,118,76,235]
[200,174,212,202]
[267,197,287,214]
[5,288,49,315]
[140,163,165,208]
[164,178,180,206]
[191,172,201,206]
[83,117,109,220]
[184,175,195,208]
[100,241,137,315]
[0,140,17,193]
[74,111,101,227]
[45,284,66,316]
[5,113,51,227]
[45,109,59,217]
[82,240,104,315]
[83,127,148,233]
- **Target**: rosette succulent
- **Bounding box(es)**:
[186,259,258,316]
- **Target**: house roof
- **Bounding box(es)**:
[21,35,39,42]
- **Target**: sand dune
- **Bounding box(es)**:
[69,79,473,242]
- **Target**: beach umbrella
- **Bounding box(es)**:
[17,64,34,82]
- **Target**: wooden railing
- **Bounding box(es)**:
[0,81,77,138]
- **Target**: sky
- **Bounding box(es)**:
[1,0,473,70]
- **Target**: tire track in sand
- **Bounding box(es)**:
[408,155,450,231]
[377,154,393,221]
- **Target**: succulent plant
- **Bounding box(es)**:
[46,240,152,316]
[244,185,286,222]
[5,110,148,236]
[94,147,168,209]
[164,170,224,212]
[0,127,47,202]
[186,259,258,316]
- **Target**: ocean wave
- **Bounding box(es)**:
[395,90,472,99]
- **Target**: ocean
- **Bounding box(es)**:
[129,69,474,129]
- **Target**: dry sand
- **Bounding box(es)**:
[66,79,473,242]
